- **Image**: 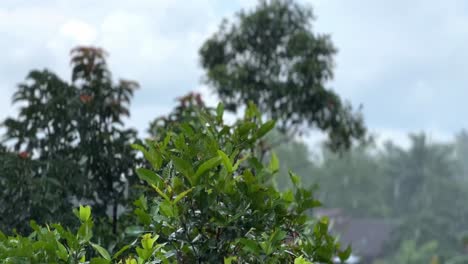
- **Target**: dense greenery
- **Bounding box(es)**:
[271,132,468,262]
[0,145,76,234]
[0,104,350,263]
[200,0,366,151]
[148,92,211,139]
[1,47,139,235]
[3,0,467,263]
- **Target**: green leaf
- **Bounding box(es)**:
[232,153,250,171]
[256,120,276,139]
[133,195,148,211]
[90,242,111,260]
[338,245,352,262]
[216,103,224,122]
[90,258,111,264]
[172,156,194,185]
[237,122,256,137]
[152,185,171,202]
[173,134,187,152]
[242,169,256,184]
[224,256,237,264]
[289,170,301,186]
[159,200,174,217]
[173,187,194,204]
[294,256,313,264]
[131,143,146,153]
[141,233,158,250]
[269,229,286,243]
[77,220,93,242]
[180,123,194,137]
[283,190,294,202]
[112,245,130,260]
[239,238,261,254]
[268,152,280,173]
[136,168,163,187]
[134,208,151,226]
[56,241,68,260]
[78,205,91,222]
[162,133,172,148]
[194,156,222,183]
[218,150,233,173]
[132,143,162,170]
[147,144,163,170]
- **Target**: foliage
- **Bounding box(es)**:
[0,104,349,263]
[373,240,440,264]
[454,130,468,181]
[262,129,319,191]
[133,103,350,263]
[314,144,391,217]
[0,146,76,234]
[378,135,468,257]
[0,205,170,264]
[199,0,366,151]
[1,47,139,235]
[148,92,213,139]
[272,132,468,261]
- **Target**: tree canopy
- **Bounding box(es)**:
[200,0,366,151]
[1,47,139,235]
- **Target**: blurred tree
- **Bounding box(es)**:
[0,145,76,233]
[454,130,468,181]
[373,240,440,264]
[314,144,391,217]
[381,134,468,258]
[1,47,139,235]
[199,0,366,151]
[281,132,468,261]
[264,129,319,190]
[148,91,214,139]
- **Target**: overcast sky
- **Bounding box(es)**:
[1,0,467,148]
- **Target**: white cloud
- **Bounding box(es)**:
[1,0,468,144]
[60,20,97,44]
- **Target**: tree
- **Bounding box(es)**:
[286,132,468,261]
[313,144,391,217]
[199,0,366,151]
[1,47,139,235]
[148,91,210,139]
[134,103,350,263]
[380,134,468,258]
[0,104,350,264]
[454,130,468,181]
[0,145,75,234]
[374,240,440,264]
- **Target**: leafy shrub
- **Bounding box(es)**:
[131,103,349,263]
[0,205,170,264]
[1,47,139,235]
[0,103,350,263]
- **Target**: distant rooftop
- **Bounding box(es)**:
[314,208,396,260]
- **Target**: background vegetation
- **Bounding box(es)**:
[1,0,467,263]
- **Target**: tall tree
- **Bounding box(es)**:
[148,92,211,139]
[199,0,366,151]
[381,134,468,258]
[314,144,391,217]
[0,145,75,233]
[1,47,139,234]
[454,130,468,181]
